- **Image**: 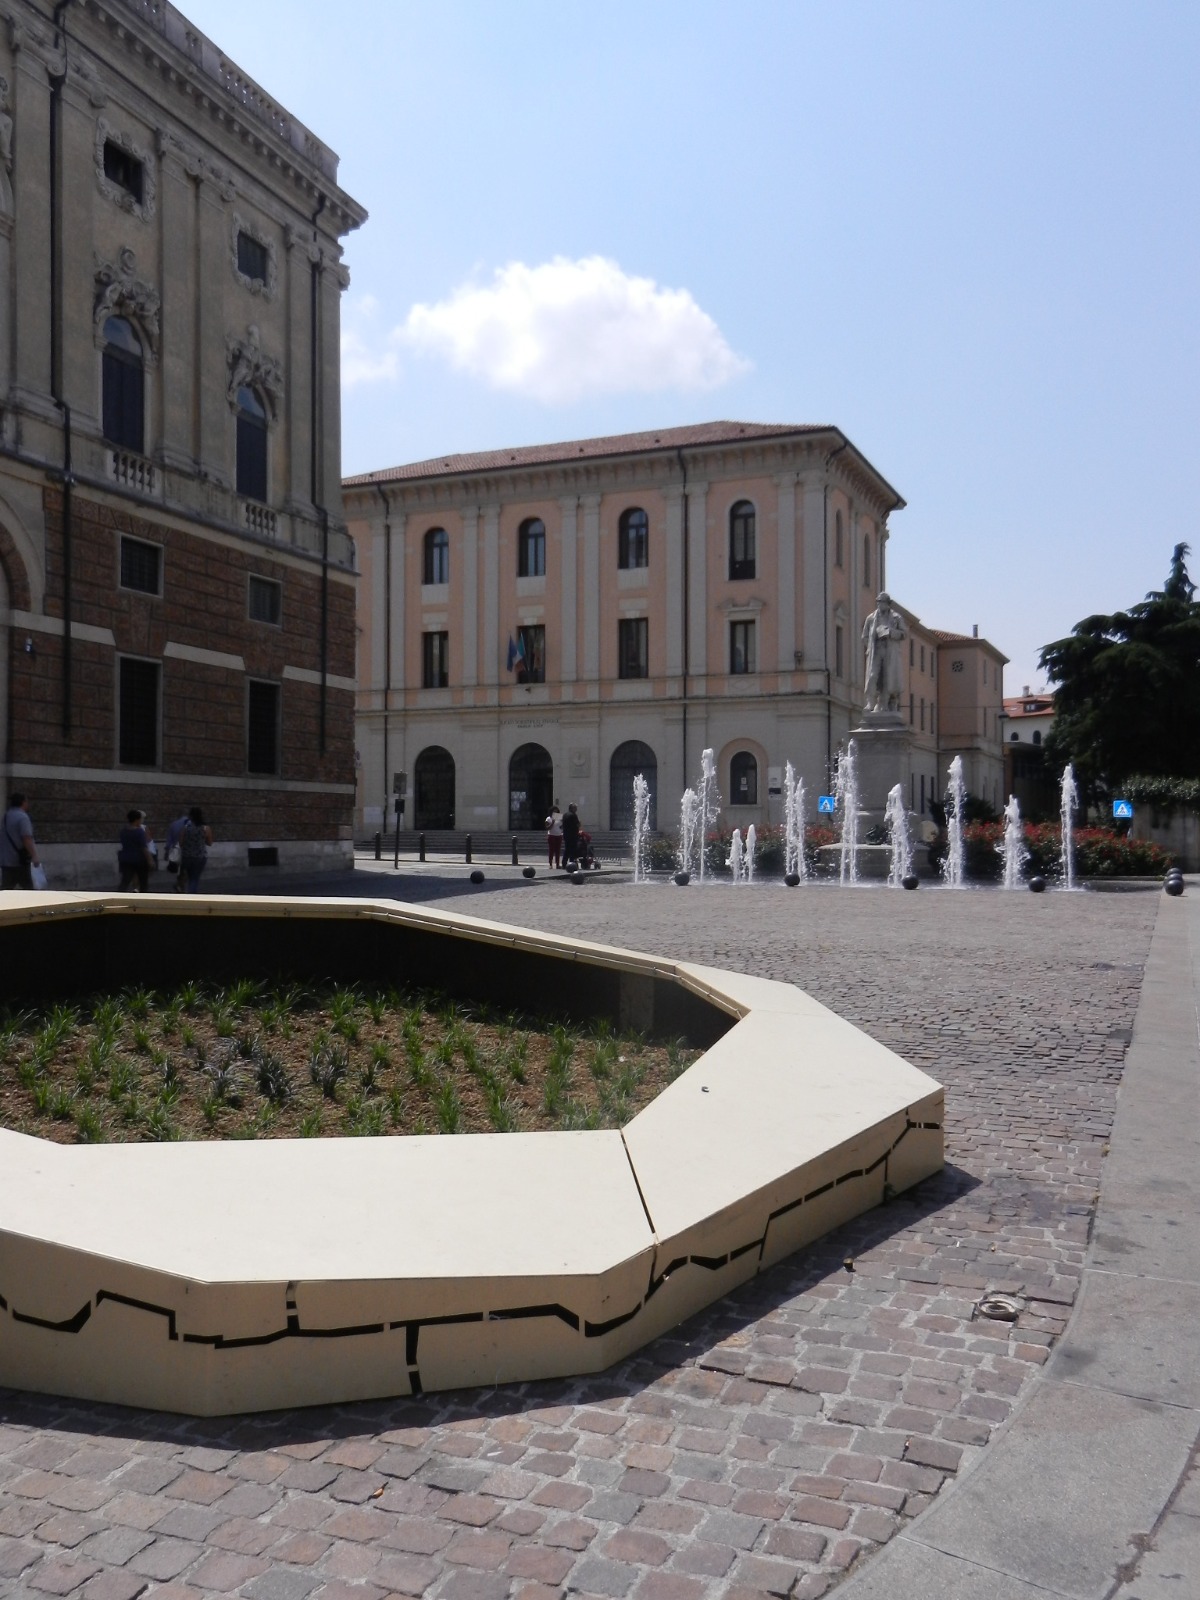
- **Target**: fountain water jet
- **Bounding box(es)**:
[942,756,967,888]
[1001,795,1027,889]
[783,762,808,882]
[835,741,861,885]
[728,828,745,883]
[697,748,719,884]
[885,785,914,887]
[745,824,757,884]
[1060,763,1079,889]
[630,774,651,884]
[677,789,699,880]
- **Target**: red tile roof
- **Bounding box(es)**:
[346,420,843,487]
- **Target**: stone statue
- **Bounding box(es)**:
[862,591,906,714]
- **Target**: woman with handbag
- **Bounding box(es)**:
[1,792,44,890]
[117,809,154,893]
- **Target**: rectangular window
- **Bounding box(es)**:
[103,140,143,204]
[920,644,926,673]
[517,624,545,684]
[118,657,159,766]
[909,693,914,725]
[119,537,161,596]
[618,617,649,679]
[102,346,144,454]
[730,619,756,675]
[909,639,914,668]
[518,520,546,578]
[248,574,282,625]
[835,625,844,680]
[237,231,269,284]
[920,697,925,732]
[236,411,268,503]
[247,680,281,775]
[422,631,449,688]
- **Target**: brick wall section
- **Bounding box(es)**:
[9,490,355,845]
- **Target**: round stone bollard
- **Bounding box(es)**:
[522,865,536,879]
[902,875,919,890]
[469,869,485,885]
[571,871,585,884]
[1165,876,1185,897]
[784,872,801,888]
[1029,875,1047,893]
[673,871,691,886]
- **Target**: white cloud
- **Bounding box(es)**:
[341,295,402,389]
[398,256,749,402]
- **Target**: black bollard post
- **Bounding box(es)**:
[373,831,382,861]
[393,811,400,869]
[465,833,473,864]
[419,832,426,862]
[511,836,519,865]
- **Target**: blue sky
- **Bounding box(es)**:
[184,0,1199,694]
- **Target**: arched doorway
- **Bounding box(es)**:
[509,743,553,830]
[414,746,455,830]
[609,740,657,831]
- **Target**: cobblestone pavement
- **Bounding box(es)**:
[0,883,1160,1599]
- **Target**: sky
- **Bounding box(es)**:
[182,0,1199,695]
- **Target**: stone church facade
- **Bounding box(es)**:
[0,0,365,884]
[346,421,1005,841]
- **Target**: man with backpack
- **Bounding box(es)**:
[179,807,213,893]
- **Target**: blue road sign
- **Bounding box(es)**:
[817,795,837,814]
[1112,799,1134,820]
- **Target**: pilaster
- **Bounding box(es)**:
[388,508,406,704]
[195,172,229,484]
[686,482,708,676]
[481,503,499,686]
[800,475,826,671]
[283,224,315,514]
[581,493,600,685]
[664,484,683,677]
[559,494,577,683]
[461,505,478,687]
[10,40,52,408]
[156,139,197,470]
[775,474,796,670]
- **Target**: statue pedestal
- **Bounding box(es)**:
[849,712,914,829]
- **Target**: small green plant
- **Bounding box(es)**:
[51,1086,74,1121]
[177,980,202,1013]
[180,1022,197,1051]
[32,1080,53,1115]
[74,1104,104,1143]
[227,977,261,1012]
[75,1057,96,1094]
[121,1092,144,1125]
[124,988,152,1022]
[330,987,361,1043]
[211,1002,235,1039]
[158,995,183,1036]
[131,1023,152,1055]
[434,1037,455,1069]
[155,1079,181,1108]
[309,1036,349,1099]
[17,1056,41,1090]
[200,1092,221,1128]
[435,1079,461,1134]
[203,1050,241,1105]
[107,1059,137,1102]
[299,1109,323,1138]
[485,1082,517,1133]
[359,1055,381,1095]
[346,1098,385,1137]
[365,991,388,1025]
[255,1050,293,1105]
[666,1038,688,1078]
[144,1104,179,1141]
[387,1084,405,1126]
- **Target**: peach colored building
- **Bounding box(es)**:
[932,629,1008,812]
[344,422,1005,837]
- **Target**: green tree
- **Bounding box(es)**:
[1039,545,1200,795]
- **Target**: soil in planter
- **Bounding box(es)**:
[0,980,700,1145]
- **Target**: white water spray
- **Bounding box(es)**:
[696,748,719,884]
[942,755,967,888]
[885,784,914,887]
[1001,794,1027,889]
[677,788,699,877]
[835,741,861,885]
[728,827,745,883]
[1060,763,1079,890]
[783,762,808,881]
[631,774,650,884]
[745,823,757,884]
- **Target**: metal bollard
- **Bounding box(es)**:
[511,836,519,865]
[465,833,473,864]
[373,831,381,861]
[419,832,426,862]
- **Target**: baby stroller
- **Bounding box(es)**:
[567,830,598,871]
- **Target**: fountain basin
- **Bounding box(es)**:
[0,893,943,1416]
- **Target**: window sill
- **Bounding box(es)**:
[516,575,546,597]
[108,450,159,499]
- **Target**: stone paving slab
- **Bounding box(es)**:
[0,880,1161,1597]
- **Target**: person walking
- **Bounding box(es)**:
[1,792,41,890]
[164,809,190,890]
[179,806,213,893]
[545,801,563,868]
[561,803,581,868]
[117,808,154,893]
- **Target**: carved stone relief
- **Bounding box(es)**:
[94,248,161,362]
[95,117,156,220]
[226,324,283,420]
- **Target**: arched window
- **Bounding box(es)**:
[423,527,449,585]
[729,501,756,580]
[102,316,144,453]
[730,750,758,806]
[236,385,268,503]
[618,507,649,570]
[863,533,872,588]
[1032,730,1042,746]
[518,517,546,578]
[609,741,657,831]
[414,746,455,830]
[508,743,553,830]
[835,509,844,567]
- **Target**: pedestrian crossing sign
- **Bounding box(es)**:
[1112,799,1134,819]
[817,795,836,814]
